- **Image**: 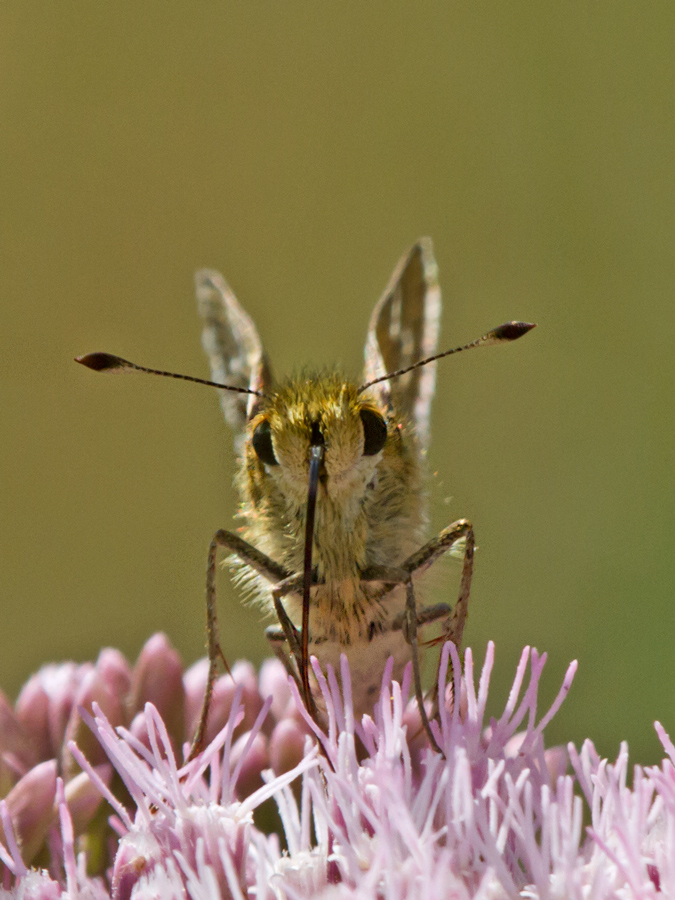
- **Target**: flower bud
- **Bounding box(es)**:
[14,675,52,765]
[259,657,294,724]
[129,634,185,750]
[64,765,111,835]
[1,760,57,864]
[0,690,34,794]
[231,730,269,800]
[183,657,209,739]
[230,661,264,736]
[47,663,93,758]
[62,663,126,776]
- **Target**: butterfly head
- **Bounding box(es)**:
[245,375,390,508]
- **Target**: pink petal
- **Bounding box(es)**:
[2,760,57,864]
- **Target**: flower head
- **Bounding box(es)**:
[0,639,674,898]
[0,635,310,881]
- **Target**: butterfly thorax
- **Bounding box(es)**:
[232,374,427,637]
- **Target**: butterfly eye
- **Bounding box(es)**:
[252,419,278,466]
[360,409,387,456]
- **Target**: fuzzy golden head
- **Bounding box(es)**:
[239,374,426,590]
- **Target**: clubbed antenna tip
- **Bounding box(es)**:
[75,353,130,372]
[491,321,536,342]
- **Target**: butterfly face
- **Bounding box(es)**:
[239,376,425,591]
[247,380,385,503]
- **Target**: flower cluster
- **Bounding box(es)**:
[0,634,309,883]
[1,639,674,899]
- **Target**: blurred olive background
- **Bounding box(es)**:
[2,4,674,764]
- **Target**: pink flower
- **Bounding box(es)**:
[0,635,310,879]
[0,639,673,898]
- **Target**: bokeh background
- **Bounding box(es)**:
[2,4,674,765]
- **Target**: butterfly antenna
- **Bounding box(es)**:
[358,321,536,393]
[75,352,265,398]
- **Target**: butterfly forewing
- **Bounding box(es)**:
[363,238,441,450]
[196,269,272,450]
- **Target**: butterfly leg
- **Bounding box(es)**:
[265,625,297,682]
[403,575,445,754]
[401,518,475,646]
[359,563,441,753]
[268,577,323,723]
[361,518,474,753]
[187,529,290,761]
[264,618,320,722]
[401,518,475,720]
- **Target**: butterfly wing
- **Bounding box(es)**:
[195,269,273,452]
[363,238,441,450]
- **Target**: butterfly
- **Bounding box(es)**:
[77,238,534,755]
